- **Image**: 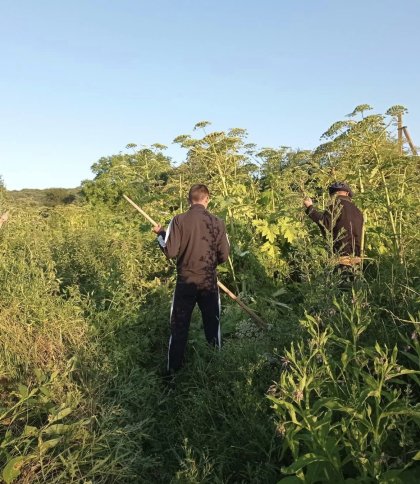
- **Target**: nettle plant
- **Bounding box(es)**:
[268,290,420,482]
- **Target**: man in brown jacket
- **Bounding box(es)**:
[153,184,230,372]
[304,182,364,267]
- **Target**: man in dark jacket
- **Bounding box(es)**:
[153,184,230,372]
[303,182,364,266]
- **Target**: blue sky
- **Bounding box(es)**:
[1,0,419,190]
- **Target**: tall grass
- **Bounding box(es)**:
[1,108,419,482]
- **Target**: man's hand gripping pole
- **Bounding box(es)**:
[123,194,266,327]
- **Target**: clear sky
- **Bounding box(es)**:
[1,0,419,190]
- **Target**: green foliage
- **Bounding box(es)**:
[1,105,419,482]
[81,145,171,208]
[6,188,81,207]
[269,292,420,482]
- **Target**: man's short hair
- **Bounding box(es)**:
[188,184,210,203]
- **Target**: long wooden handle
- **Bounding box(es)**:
[123,194,266,327]
[402,126,418,156]
[123,194,159,227]
[217,281,266,327]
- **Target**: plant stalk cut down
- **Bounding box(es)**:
[123,194,266,327]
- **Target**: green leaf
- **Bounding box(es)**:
[261,241,277,258]
[322,399,361,418]
[44,424,71,436]
[2,456,26,484]
[34,368,46,383]
[401,351,420,366]
[282,453,327,474]
[22,425,38,437]
[38,437,61,453]
[268,397,301,424]
[380,407,420,420]
[49,407,72,423]
[39,386,51,397]
[278,476,304,483]
[412,451,420,460]
[278,217,299,243]
[17,385,28,398]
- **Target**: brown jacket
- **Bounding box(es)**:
[157,204,229,284]
[306,195,364,256]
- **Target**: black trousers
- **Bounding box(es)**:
[167,281,221,371]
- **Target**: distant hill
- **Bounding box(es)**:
[6,187,82,207]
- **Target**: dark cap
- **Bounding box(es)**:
[328,182,353,198]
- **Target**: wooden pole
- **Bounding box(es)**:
[123,194,159,227]
[397,113,403,155]
[123,194,267,327]
[216,281,266,327]
[402,126,418,156]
